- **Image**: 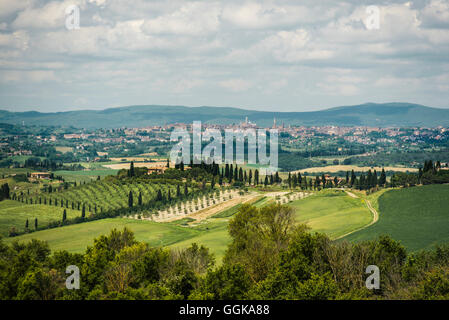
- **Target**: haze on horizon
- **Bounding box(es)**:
[0,0,449,113]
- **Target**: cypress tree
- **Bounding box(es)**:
[350,170,356,187]
[138,192,143,206]
[34,218,38,230]
[128,191,133,208]
[62,209,67,222]
[380,168,387,186]
[129,161,135,177]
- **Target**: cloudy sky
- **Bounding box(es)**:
[0,0,448,112]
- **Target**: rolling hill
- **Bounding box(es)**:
[1,102,449,128]
[343,184,449,252]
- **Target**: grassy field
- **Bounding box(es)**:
[344,184,449,252]
[2,189,378,262]
[53,169,118,183]
[3,218,202,253]
[0,200,81,236]
[169,218,231,263]
[290,190,373,239]
[3,217,232,263]
[211,196,269,218]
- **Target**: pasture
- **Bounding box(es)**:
[289,190,373,239]
[0,200,81,236]
[344,184,449,252]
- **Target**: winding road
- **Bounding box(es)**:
[333,190,379,240]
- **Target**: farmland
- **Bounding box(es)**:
[343,184,449,252]
[4,189,375,262]
[3,218,200,253]
[0,200,80,236]
[290,190,373,239]
[12,177,191,214]
[293,165,418,174]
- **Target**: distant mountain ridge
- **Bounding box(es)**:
[1,103,448,128]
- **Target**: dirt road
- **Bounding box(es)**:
[334,191,379,240]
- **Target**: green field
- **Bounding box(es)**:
[344,184,449,252]
[3,218,201,253]
[290,190,373,239]
[53,169,118,183]
[169,218,231,263]
[3,217,232,262]
[2,190,377,263]
[0,200,81,236]
[13,177,192,214]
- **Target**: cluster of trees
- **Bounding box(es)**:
[284,169,387,191]
[349,169,387,190]
[391,160,449,187]
[2,204,449,300]
[0,183,10,201]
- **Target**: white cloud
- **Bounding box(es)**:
[219,79,253,92]
[260,29,333,62]
[0,0,34,18]
[1,0,449,110]
[141,2,221,36]
[0,31,29,50]
[420,0,449,28]
[0,70,57,83]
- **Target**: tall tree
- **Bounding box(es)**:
[128,191,133,208]
[129,161,135,177]
[138,192,143,206]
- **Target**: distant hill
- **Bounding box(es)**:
[1,102,448,128]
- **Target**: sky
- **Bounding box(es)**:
[0,0,448,113]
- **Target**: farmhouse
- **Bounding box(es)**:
[147,164,168,175]
[30,172,51,179]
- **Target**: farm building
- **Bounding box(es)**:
[30,172,51,179]
[147,165,168,175]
